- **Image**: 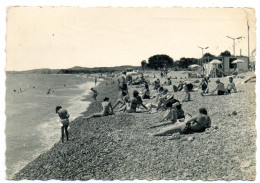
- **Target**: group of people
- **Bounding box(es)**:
[201,77,237,96]
[56,71,239,143]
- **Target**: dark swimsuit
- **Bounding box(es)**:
[181,120,207,134]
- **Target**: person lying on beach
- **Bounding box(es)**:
[56,106,70,142]
[125,90,149,113]
[91,88,99,102]
[83,97,113,120]
[112,91,130,111]
[201,79,225,96]
[151,108,211,136]
[226,77,237,94]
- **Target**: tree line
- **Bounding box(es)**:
[141,50,232,70]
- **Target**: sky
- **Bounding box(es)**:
[5,7,256,71]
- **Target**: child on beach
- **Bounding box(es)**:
[91,88,99,102]
[83,97,114,120]
[226,77,237,94]
[151,108,211,136]
[56,106,70,143]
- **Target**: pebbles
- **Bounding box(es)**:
[13,73,256,181]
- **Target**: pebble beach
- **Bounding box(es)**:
[13,71,256,181]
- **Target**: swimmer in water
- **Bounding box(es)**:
[47,89,51,95]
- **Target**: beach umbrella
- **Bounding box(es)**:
[232,59,245,64]
[126,71,139,76]
[210,59,222,64]
[188,64,201,69]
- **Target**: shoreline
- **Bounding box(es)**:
[6,77,100,179]
[13,72,256,180]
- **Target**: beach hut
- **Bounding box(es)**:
[203,56,249,77]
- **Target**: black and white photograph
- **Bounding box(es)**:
[1,1,259,182]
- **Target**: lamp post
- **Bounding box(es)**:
[197,46,209,58]
[197,46,209,66]
[226,36,243,56]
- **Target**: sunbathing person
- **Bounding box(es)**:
[83,97,113,120]
[125,90,149,113]
[142,84,151,99]
[226,77,237,94]
[201,79,225,96]
[151,108,211,136]
[149,102,179,129]
[112,91,130,111]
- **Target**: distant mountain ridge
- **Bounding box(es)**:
[7,65,141,74]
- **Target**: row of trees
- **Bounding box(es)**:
[141,50,232,70]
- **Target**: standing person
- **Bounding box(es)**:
[47,89,51,95]
[56,106,70,143]
[226,77,237,94]
[83,97,113,120]
[183,84,191,102]
[200,78,209,94]
[167,78,172,85]
[117,71,128,94]
[95,76,97,86]
[91,88,99,102]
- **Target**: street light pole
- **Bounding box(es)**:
[226,36,243,56]
[198,46,209,58]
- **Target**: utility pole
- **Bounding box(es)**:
[247,20,250,69]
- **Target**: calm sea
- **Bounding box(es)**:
[5,73,97,179]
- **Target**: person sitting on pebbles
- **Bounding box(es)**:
[149,102,180,129]
[124,90,149,113]
[226,77,237,94]
[112,91,130,112]
[201,79,225,96]
[83,97,113,120]
[142,84,151,99]
[151,108,211,136]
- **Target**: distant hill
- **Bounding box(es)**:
[6,65,141,74]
